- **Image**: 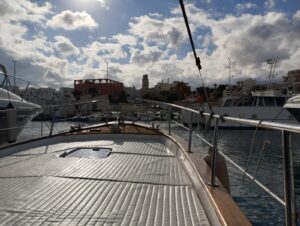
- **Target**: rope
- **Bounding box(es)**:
[178,0,213,113]
[242,120,271,185]
[242,120,262,184]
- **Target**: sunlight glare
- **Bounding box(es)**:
[73,0,108,11]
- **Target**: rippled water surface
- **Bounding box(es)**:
[19,120,300,225]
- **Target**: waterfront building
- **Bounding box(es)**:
[74,78,124,100]
[283,69,300,84]
[124,86,140,102]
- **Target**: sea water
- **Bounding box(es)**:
[19,120,300,225]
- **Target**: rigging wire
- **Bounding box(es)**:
[178,0,213,113]
[243,107,286,185]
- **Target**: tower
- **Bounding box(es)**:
[142,74,149,90]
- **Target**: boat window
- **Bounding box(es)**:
[60,147,111,159]
[251,114,257,119]
[258,97,264,106]
[252,98,257,106]
[287,109,299,121]
[241,98,253,106]
[275,97,286,106]
[263,97,275,106]
[233,98,243,106]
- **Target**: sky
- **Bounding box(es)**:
[0,0,300,89]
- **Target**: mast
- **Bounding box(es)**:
[106,60,108,79]
[13,60,16,93]
[228,57,231,85]
[266,57,279,89]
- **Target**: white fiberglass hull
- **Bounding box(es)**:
[0,88,42,144]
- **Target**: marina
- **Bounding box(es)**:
[1,0,300,225]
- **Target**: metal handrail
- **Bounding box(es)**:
[137,98,300,134]
[0,71,30,98]
[136,98,297,226]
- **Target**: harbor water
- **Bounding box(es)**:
[19,120,300,225]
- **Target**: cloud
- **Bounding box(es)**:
[201,0,212,4]
[235,3,257,12]
[96,0,109,9]
[0,0,52,23]
[130,46,165,65]
[264,0,276,10]
[128,14,187,48]
[82,41,127,62]
[47,10,98,30]
[112,34,137,46]
[54,36,79,57]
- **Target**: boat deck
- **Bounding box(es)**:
[0,136,210,225]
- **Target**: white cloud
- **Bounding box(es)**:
[112,34,137,46]
[201,0,212,4]
[128,14,188,48]
[264,0,276,10]
[47,10,98,30]
[130,46,165,66]
[235,3,257,12]
[54,36,79,57]
[80,40,127,69]
[0,0,52,23]
[96,0,108,9]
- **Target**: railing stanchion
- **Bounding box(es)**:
[282,131,296,226]
[49,110,56,136]
[168,107,171,135]
[188,112,193,153]
[211,117,219,187]
[41,119,43,137]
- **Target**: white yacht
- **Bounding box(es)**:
[0,64,41,144]
[182,88,297,128]
[0,87,41,144]
[284,95,300,123]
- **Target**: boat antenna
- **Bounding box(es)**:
[228,57,231,85]
[13,60,16,93]
[106,60,109,79]
[178,0,213,113]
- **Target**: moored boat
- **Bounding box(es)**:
[284,95,300,122]
[0,65,42,144]
[182,88,297,128]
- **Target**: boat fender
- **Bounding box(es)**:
[204,148,230,193]
[5,107,17,143]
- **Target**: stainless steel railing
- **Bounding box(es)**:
[137,98,298,226]
[0,71,30,98]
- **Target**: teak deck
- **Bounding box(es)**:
[0,122,251,225]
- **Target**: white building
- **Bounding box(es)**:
[124,87,140,102]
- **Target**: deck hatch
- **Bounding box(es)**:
[60,147,111,159]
